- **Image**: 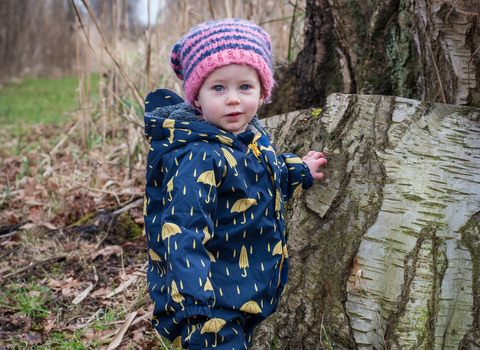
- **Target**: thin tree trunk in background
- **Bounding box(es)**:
[100,0,106,147]
[124,0,130,39]
[75,15,87,145]
[133,0,138,39]
[209,0,215,20]
[112,0,118,117]
[253,93,480,350]
[86,16,91,108]
[224,0,231,18]
[260,0,480,118]
[182,0,187,34]
[146,0,151,92]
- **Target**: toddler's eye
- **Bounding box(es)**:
[240,85,250,90]
[213,85,224,92]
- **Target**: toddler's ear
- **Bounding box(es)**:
[194,98,201,108]
[258,92,264,107]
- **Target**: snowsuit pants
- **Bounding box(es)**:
[182,316,251,350]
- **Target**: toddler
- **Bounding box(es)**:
[143,18,327,350]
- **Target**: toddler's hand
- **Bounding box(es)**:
[302,151,327,180]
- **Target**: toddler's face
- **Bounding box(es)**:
[194,64,264,136]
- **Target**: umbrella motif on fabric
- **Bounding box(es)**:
[239,300,262,314]
[208,251,216,262]
[260,144,275,153]
[203,226,211,245]
[220,148,239,176]
[166,177,174,201]
[284,157,303,164]
[143,196,147,216]
[231,198,257,224]
[171,280,185,304]
[204,277,213,292]
[239,245,249,277]
[272,241,283,256]
[163,119,175,143]
[149,249,162,262]
[216,135,233,146]
[197,171,216,203]
[162,222,182,252]
[201,318,227,347]
[173,336,182,348]
[292,184,302,199]
[162,223,182,240]
[275,189,282,212]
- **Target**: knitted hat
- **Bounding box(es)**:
[170,18,274,108]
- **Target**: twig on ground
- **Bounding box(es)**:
[113,197,143,215]
[3,253,68,279]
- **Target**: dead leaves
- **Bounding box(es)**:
[91,245,123,261]
[0,114,156,349]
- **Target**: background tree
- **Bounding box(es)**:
[0,0,78,78]
[260,0,480,117]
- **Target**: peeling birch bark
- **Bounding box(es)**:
[254,94,480,350]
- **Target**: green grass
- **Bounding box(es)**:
[1,279,54,318]
[0,75,100,128]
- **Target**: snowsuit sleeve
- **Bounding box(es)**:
[277,153,314,202]
[148,145,225,323]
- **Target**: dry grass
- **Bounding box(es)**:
[0,1,306,348]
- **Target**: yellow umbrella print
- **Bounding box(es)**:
[231,198,257,224]
[272,241,283,256]
[163,119,175,143]
[201,318,227,347]
[239,245,249,277]
[197,171,216,203]
[171,280,185,305]
[216,135,233,146]
[162,223,182,252]
[203,226,211,245]
[149,249,162,262]
[239,301,262,314]
[166,177,174,201]
[220,147,239,176]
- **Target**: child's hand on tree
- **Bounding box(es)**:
[302,151,327,179]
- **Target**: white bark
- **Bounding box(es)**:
[255,93,480,349]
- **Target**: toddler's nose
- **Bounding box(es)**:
[226,91,241,105]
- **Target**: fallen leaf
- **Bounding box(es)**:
[41,313,58,334]
[90,288,111,299]
[106,311,137,350]
[72,283,93,305]
[19,222,56,231]
[90,245,122,261]
[105,276,138,298]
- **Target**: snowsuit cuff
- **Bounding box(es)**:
[174,304,213,323]
[301,165,314,190]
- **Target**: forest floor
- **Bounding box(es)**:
[0,78,177,349]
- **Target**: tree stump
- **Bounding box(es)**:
[254,94,480,350]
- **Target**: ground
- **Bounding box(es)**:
[0,113,178,349]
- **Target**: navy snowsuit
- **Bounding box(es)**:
[144,98,313,349]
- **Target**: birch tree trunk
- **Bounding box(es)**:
[260,0,480,118]
[254,94,480,350]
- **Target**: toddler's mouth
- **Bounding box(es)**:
[225,112,242,120]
